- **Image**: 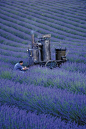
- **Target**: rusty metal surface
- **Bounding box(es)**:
[40,38,51,61]
[28,49,39,63]
[32,49,39,62]
[55,48,66,60]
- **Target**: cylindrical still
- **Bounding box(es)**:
[32,49,39,62]
[40,39,51,61]
[55,48,66,60]
[28,48,39,66]
[28,49,34,66]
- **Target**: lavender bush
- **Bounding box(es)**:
[0,79,86,125]
[0,66,86,95]
[0,1,86,41]
[0,104,86,129]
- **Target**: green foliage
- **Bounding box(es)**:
[0,71,12,79]
[22,41,28,44]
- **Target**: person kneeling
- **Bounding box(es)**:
[14,61,29,72]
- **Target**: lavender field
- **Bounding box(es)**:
[0,0,86,128]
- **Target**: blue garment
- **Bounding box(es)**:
[14,63,23,71]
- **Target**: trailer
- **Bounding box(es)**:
[27,33,67,69]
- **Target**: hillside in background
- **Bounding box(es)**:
[0,0,86,128]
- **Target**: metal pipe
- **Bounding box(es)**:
[31,34,35,48]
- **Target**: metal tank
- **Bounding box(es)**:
[32,49,39,62]
[38,34,51,61]
[55,48,66,60]
[27,31,39,65]
[28,48,39,63]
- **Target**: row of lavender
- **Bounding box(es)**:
[0,5,85,35]
[0,7,85,42]
[0,77,86,126]
[0,0,86,74]
[1,2,86,27]
[0,1,86,41]
[0,65,86,95]
[4,0,86,19]
[0,104,86,129]
[0,0,86,64]
[0,14,85,42]
[0,6,85,39]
